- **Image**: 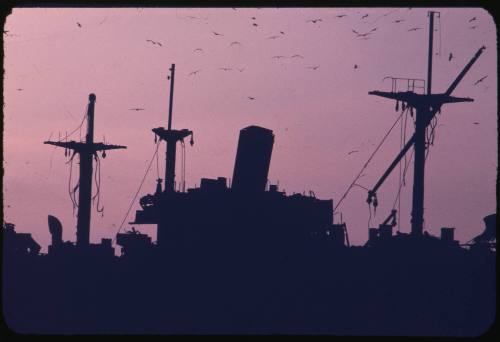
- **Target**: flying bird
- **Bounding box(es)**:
[188,70,201,76]
[308,65,320,70]
[280,31,285,35]
[230,41,241,46]
[129,108,145,111]
[468,17,477,22]
[212,31,224,36]
[76,22,82,27]
[408,27,422,32]
[267,35,280,39]
[335,14,347,18]
[306,19,322,23]
[146,39,162,46]
[248,96,256,100]
[354,64,358,69]
[393,19,404,23]
[352,29,373,38]
[17,88,23,91]
[473,122,479,125]
[251,17,256,20]
[252,23,259,27]
[473,75,487,85]
[272,55,286,59]
[219,67,232,71]
[348,150,359,155]
[361,14,369,19]
[291,54,304,58]
[193,48,203,52]
[448,53,453,61]
[469,25,477,29]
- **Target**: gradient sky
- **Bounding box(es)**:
[3,7,497,252]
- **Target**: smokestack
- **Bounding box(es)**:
[232,126,274,193]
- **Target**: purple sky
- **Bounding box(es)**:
[3,7,497,252]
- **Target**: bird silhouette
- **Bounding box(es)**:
[473,122,479,125]
[248,96,256,100]
[448,53,453,61]
[473,75,487,85]
[17,88,23,91]
[212,31,224,36]
[129,108,145,111]
[306,19,322,23]
[393,19,404,23]
[291,54,304,58]
[267,35,280,39]
[308,65,320,70]
[361,14,369,19]
[468,17,477,22]
[76,22,82,27]
[408,27,422,32]
[188,70,201,76]
[230,41,241,46]
[352,29,373,38]
[354,64,358,69]
[348,150,359,155]
[469,25,477,29]
[194,48,203,52]
[251,17,256,20]
[219,67,232,71]
[252,23,259,27]
[280,31,285,35]
[272,55,286,59]
[335,14,347,18]
[146,39,162,46]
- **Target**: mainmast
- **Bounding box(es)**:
[45,94,126,247]
[367,12,485,237]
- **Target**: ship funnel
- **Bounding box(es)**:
[232,126,274,193]
[48,215,63,246]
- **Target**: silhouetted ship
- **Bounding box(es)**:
[3,15,496,336]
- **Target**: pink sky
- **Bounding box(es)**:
[3,7,497,252]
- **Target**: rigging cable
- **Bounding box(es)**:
[155,137,160,180]
[391,148,415,217]
[181,139,186,192]
[333,109,405,214]
[113,140,161,243]
[55,103,88,143]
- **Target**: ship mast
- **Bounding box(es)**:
[153,64,194,193]
[45,94,126,247]
[367,12,485,236]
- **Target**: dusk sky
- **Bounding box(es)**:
[3,7,496,252]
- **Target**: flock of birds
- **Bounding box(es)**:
[6,10,490,116]
[118,10,490,113]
